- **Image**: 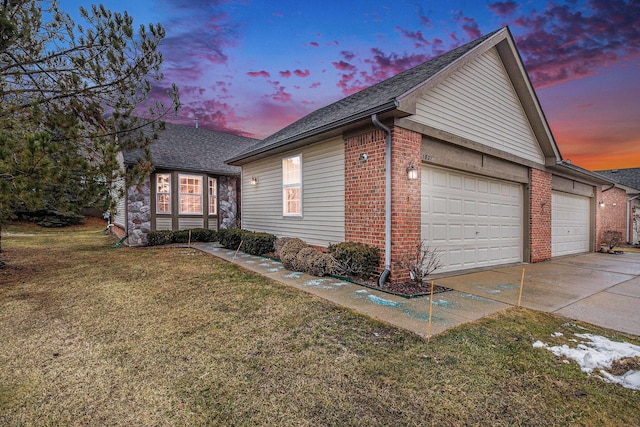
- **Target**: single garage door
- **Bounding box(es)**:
[552,191,590,257]
[422,166,523,273]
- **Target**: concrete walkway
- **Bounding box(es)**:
[195,243,640,338]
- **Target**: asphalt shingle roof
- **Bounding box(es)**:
[124,121,258,175]
[595,168,640,191]
[229,29,500,163]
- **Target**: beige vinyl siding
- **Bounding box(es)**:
[156,217,172,231]
[413,47,545,165]
[242,137,345,247]
[179,217,204,230]
[208,220,218,231]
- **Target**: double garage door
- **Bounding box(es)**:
[421,166,592,273]
[421,166,523,273]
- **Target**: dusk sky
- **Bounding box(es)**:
[58,0,639,170]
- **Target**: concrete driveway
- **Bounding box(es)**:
[196,243,640,338]
[435,252,640,336]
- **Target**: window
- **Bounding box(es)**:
[156,174,171,214]
[208,177,217,215]
[179,174,202,214]
[283,154,302,216]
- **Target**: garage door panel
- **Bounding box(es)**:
[552,191,590,257]
[422,166,523,273]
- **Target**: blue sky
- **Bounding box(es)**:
[58,0,640,170]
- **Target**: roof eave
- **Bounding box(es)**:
[226,100,399,166]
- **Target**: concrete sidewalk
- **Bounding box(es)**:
[195,243,640,338]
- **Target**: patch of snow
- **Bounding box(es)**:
[551,332,563,337]
[534,333,640,391]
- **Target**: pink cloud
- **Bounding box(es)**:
[332,60,356,71]
[265,81,292,103]
[452,12,482,40]
[487,1,519,16]
[247,70,270,78]
[309,41,320,47]
[395,26,430,48]
[279,70,292,78]
[310,82,321,88]
[510,0,640,88]
[294,69,310,77]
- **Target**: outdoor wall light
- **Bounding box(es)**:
[360,153,368,163]
[250,176,258,185]
[599,201,605,208]
[406,162,418,180]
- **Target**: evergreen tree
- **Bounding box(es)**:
[0,0,181,254]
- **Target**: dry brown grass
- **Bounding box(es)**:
[1,221,639,426]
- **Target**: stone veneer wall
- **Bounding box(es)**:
[219,176,239,229]
[127,176,151,246]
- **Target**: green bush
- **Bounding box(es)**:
[190,228,217,242]
[241,232,277,256]
[218,229,276,256]
[218,228,245,250]
[147,228,217,246]
[328,241,380,280]
[147,230,174,246]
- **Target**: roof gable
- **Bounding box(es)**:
[124,122,258,175]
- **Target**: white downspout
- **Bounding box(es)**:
[372,114,391,286]
[627,195,640,243]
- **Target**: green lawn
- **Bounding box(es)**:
[1,220,639,426]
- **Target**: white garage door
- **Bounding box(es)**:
[552,191,590,257]
[422,166,523,273]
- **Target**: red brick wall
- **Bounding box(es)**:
[595,186,628,247]
[529,168,552,262]
[344,126,422,283]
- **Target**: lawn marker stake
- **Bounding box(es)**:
[232,239,243,261]
[427,280,435,343]
[188,229,192,248]
[518,267,525,307]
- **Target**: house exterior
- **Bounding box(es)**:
[226,27,623,283]
[594,168,640,245]
[112,122,258,246]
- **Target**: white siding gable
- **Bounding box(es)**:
[241,137,345,247]
[413,47,545,165]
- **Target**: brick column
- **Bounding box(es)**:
[529,168,552,262]
[390,127,422,283]
[344,126,422,283]
[595,186,628,248]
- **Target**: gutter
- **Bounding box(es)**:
[627,195,640,244]
[227,101,399,166]
[372,114,392,287]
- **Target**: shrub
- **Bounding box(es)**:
[147,230,174,246]
[217,228,244,250]
[602,230,623,252]
[172,230,190,243]
[274,237,293,258]
[328,241,380,280]
[396,240,443,285]
[190,228,217,242]
[241,231,277,256]
[218,229,276,256]
[297,247,335,276]
[280,238,307,271]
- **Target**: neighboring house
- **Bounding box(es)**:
[227,26,624,283]
[112,122,258,246]
[593,168,640,245]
